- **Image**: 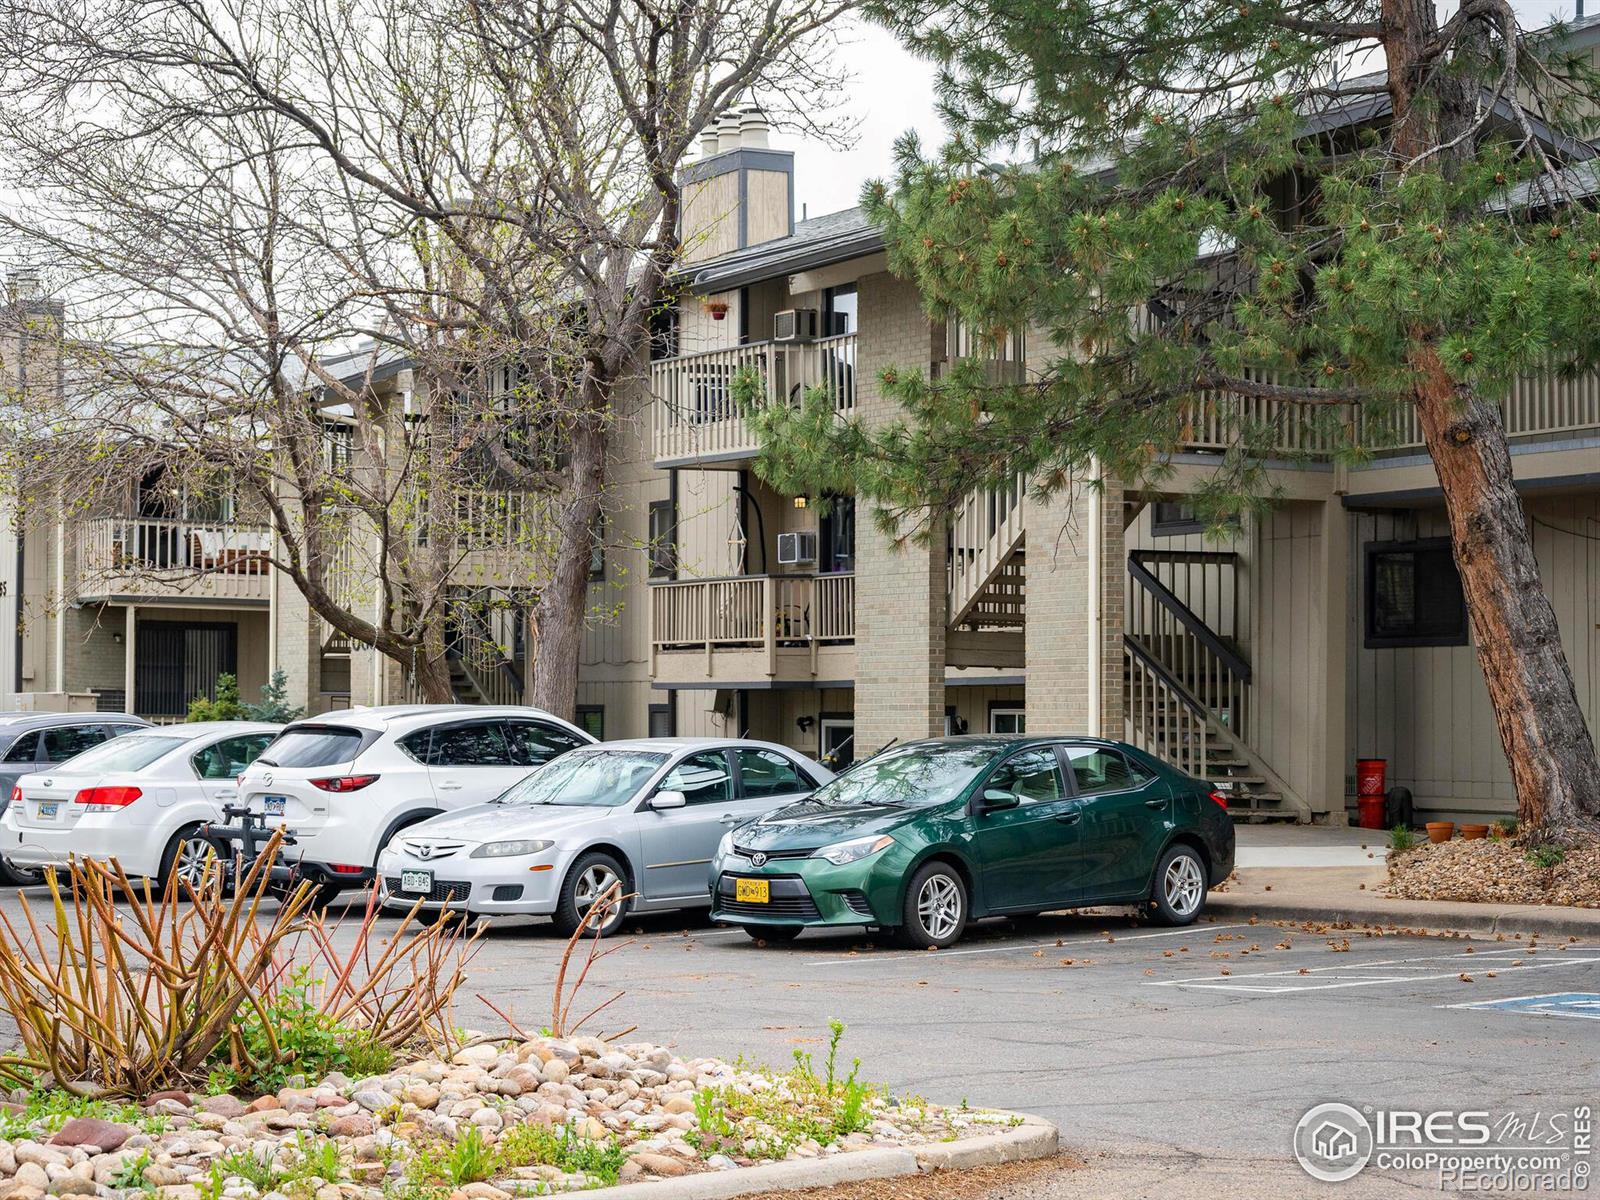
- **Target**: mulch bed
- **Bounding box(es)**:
[1384,838,1600,908]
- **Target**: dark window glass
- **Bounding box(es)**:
[2,733,39,764]
[1365,539,1468,647]
[589,515,606,580]
[987,748,1065,804]
[194,734,275,780]
[1151,501,1206,535]
[428,722,510,767]
[503,721,588,767]
[576,706,605,741]
[647,705,674,738]
[1064,747,1147,795]
[735,748,810,799]
[648,500,676,579]
[659,751,732,806]
[819,496,855,574]
[823,283,857,335]
[261,727,365,769]
[42,725,110,763]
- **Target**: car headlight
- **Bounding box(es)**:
[812,835,894,866]
[470,839,555,859]
[717,830,736,859]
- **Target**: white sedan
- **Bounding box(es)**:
[376,737,833,935]
[0,722,280,886]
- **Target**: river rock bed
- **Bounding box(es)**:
[1385,838,1600,907]
[0,1037,1005,1198]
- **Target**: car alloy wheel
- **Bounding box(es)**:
[918,875,962,940]
[1150,844,1207,926]
[574,862,622,927]
[173,835,220,886]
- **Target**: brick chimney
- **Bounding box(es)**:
[678,106,794,266]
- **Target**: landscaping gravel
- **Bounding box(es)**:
[1384,838,1600,908]
[0,1036,1007,1200]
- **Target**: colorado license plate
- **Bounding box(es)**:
[401,870,433,894]
[734,878,769,904]
[36,802,58,820]
[262,796,287,816]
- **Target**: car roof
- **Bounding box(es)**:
[573,737,815,757]
[0,712,153,731]
[288,705,578,733]
[118,721,282,740]
[890,734,1130,753]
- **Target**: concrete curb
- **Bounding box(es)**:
[1207,894,1600,939]
[579,1113,1058,1199]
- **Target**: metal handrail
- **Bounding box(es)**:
[1126,555,1252,684]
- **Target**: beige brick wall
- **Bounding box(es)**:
[1025,476,1124,737]
[852,271,947,755]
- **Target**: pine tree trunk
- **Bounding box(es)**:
[1410,347,1600,842]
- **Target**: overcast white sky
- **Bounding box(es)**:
[788,1,1583,221]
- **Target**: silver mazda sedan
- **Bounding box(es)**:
[376,737,833,935]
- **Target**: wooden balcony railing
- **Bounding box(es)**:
[70,516,273,603]
[650,334,857,465]
[650,573,855,675]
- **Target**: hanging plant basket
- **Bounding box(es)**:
[705,300,730,321]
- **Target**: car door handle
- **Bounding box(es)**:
[215,790,236,800]
[1144,797,1168,809]
[439,782,463,791]
[718,814,740,825]
[1054,809,1081,824]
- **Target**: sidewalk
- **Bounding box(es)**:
[1210,862,1600,938]
[1213,824,1600,938]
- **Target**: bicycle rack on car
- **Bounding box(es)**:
[204,803,299,893]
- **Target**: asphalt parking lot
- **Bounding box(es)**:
[2,885,1594,1193]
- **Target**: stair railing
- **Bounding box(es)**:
[1123,636,1210,779]
[1126,551,1250,740]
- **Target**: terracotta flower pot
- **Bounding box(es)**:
[1426,821,1456,844]
[1459,824,1489,840]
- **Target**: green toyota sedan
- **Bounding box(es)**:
[708,736,1235,948]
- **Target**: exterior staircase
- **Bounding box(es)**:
[1123,549,1311,822]
[948,474,1026,631]
[443,598,528,706]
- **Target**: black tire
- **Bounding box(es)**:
[1148,843,1208,926]
[551,851,629,938]
[896,861,968,949]
[158,828,228,891]
[743,924,803,944]
[0,857,43,887]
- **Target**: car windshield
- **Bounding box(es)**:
[492,749,668,808]
[47,735,188,774]
[806,743,1003,809]
[257,727,364,768]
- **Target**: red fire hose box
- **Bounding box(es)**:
[1356,758,1388,829]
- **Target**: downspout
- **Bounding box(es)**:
[1087,464,1103,736]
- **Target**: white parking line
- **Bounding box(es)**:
[807,922,1261,967]
[1149,947,1600,994]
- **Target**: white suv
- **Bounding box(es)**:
[235,705,593,897]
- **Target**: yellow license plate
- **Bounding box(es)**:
[735,878,770,904]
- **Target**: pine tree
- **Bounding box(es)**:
[187,674,245,723]
[244,669,306,724]
[752,2,1600,842]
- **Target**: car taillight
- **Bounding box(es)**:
[8,786,18,805]
[328,863,365,875]
[310,775,380,793]
[1209,790,1229,810]
[74,786,143,808]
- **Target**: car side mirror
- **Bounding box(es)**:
[650,790,687,811]
[981,788,1020,812]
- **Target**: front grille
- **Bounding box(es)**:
[720,894,821,919]
[839,890,874,918]
[731,845,814,861]
[384,876,470,904]
[490,884,524,902]
[397,840,466,861]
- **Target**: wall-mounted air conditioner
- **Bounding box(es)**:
[777,530,818,565]
[774,309,819,342]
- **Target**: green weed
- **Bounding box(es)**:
[1387,824,1415,851]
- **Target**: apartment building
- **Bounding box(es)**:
[5,89,1598,826]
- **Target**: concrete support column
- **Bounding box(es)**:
[1312,498,1349,821]
[852,271,947,755]
[122,605,136,714]
[1025,474,1125,737]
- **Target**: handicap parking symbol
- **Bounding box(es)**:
[1449,992,1600,1020]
